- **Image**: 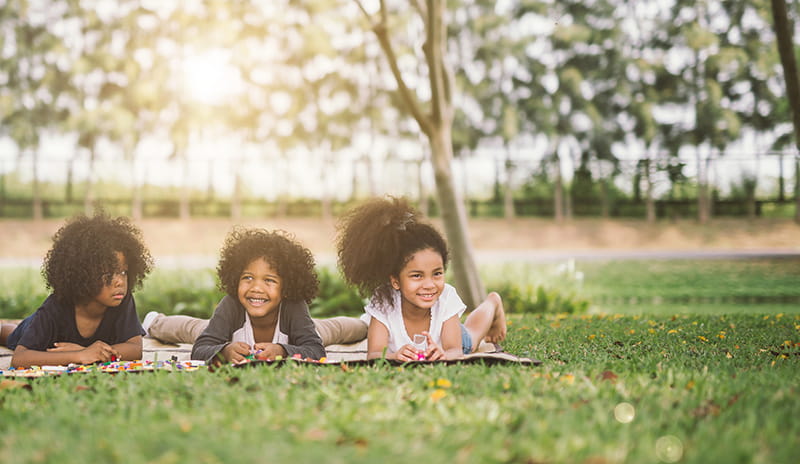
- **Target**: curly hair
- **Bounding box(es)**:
[335,196,449,305]
[216,228,319,304]
[42,212,153,306]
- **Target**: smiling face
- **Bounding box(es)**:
[237,257,283,320]
[94,251,128,308]
[390,248,445,314]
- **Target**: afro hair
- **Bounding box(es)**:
[216,228,319,304]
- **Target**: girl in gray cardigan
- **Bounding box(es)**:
[190,228,326,364]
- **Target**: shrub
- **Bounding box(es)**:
[491,282,589,314]
[310,267,365,317]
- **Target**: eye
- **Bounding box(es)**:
[433,270,443,277]
[241,275,253,281]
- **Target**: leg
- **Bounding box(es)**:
[146,313,209,344]
[313,316,368,346]
[0,323,18,346]
[463,292,506,352]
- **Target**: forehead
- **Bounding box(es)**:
[241,257,280,275]
[113,251,127,267]
[401,248,444,271]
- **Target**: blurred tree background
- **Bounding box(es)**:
[3,0,800,302]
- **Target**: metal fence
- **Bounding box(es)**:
[0,149,797,219]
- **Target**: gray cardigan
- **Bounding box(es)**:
[191,295,325,363]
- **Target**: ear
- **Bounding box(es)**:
[389,275,400,290]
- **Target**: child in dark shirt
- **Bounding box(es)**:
[7,213,153,368]
[190,228,327,364]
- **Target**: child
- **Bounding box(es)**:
[7,213,153,368]
[143,233,367,352]
[336,196,506,362]
[190,228,332,364]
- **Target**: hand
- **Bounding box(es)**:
[422,332,445,361]
[394,343,423,362]
[222,342,252,363]
[74,341,120,364]
[47,342,85,352]
[252,342,287,360]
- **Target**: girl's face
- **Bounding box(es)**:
[94,251,128,308]
[390,247,445,313]
[237,257,283,320]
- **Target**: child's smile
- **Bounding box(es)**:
[391,247,445,313]
[237,257,283,320]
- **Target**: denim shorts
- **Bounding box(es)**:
[460,324,473,354]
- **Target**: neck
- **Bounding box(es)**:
[401,304,430,321]
[75,300,108,319]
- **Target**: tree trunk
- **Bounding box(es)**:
[645,158,656,223]
[180,156,190,221]
[417,158,429,217]
[84,147,96,215]
[231,169,242,222]
[553,152,564,223]
[65,160,74,204]
[32,148,43,221]
[697,150,709,224]
[770,0,800,223]
[361,0,485,308]
[778,152,785,202]
[796,159,800,223]
[430,128,485,309]
[503,146,515,220]
[320,152,333,223]
[600,179,610,218]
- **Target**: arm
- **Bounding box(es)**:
[366,318,422,361]
[12,341,119,368]
[366,317,393,360]
[278,301,325,360]
[437,315,464,360]
[191,297,241,363]
[112,335,143,361]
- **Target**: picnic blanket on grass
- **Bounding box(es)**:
[0,336,540,376]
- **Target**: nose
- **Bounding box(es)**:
[112,272,127,287]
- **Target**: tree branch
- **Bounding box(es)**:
[358,0,433,136]
[425,0,452,127]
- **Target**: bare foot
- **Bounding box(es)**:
[484,292,506,343]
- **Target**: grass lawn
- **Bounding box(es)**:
[1,312,798,463]
[1,258,799,463]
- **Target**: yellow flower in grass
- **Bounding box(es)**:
[435,378,452,388]
[698,336,708,342]
[430,389,447,402]
[668,329,678,334]
[587,334,596,340]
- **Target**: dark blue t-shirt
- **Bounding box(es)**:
[7,293,145,351]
